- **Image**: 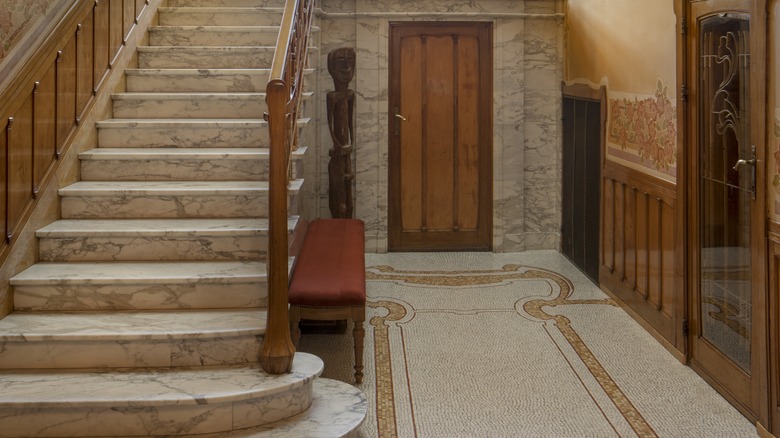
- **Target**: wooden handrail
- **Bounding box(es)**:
[260,0,315,374]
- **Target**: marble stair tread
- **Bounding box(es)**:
[96,118,309,128]
[167,0,287,6]
[58,180,303,197]
[150,26,281,47]
[192,378,367,438]
[0,352,323,408]
[34,217,299,237]
[79,147,306,160]
[10,260,268,286]
[0,308,267,342]
[110,92,312,119]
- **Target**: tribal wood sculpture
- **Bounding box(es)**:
[326,47,356,218]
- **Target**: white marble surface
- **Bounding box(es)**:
[125,68,270,93]
[96,118,310,148]
[0,354,324,437]
[150,25,281,47]
[138,46,277,69]
[11,260,270,311]
[167,0,286,6]
[158,7,284,27]
[112,92,267,119]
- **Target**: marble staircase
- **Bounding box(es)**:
[0,1,366,436]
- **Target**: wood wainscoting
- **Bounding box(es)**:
[769,221,780,432]
[600,160,683,356]
[0,0,149,265]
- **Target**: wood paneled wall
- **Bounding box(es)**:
[769,222,780,432]
[600,160,680,349]
[0,0,148,265]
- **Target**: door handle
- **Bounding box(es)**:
[732,145,756,200]
[394,113,408,122]
[393,105,407,136]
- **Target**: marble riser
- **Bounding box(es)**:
[0,354,324,437]
[0,334,264,369]
[95,119,310,148]
[38,234,271,262]
[80,158,302,182]
[112,94,264,119]
[138,47,275,69]
[13,281,268,311]
[187,379,367,438]
[59,192,301,219]
[150,27,280,47]
[167,0,286,6]
[158,9,283,27]
[125,69,270,93]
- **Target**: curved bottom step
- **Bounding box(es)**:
[184,378,367,438]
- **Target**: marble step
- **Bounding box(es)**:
[150,25,281,47]
[79,147,306,181]
[0,308,269,369]
[36,217,300,262]
[111,92,313,119]
[11,260,272,311]
[193,378,367,438]
[167,0,286,6]
[138,46,274,69]
[57,180,303,219]
[126,68,270,92]
[96,118,310,148]
[0,353,323,437]
[158,7,284,27]
[124,68,314,93]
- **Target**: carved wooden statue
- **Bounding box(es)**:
[326,47,356,219]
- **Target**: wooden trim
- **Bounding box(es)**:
[0,0,153,271]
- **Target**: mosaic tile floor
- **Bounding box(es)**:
[297,250,758,438]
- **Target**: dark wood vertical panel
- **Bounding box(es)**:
[93,0,110,93]
[76,13,95,122]
[456,36,479,231]
[56,38,77,156]
[124,0,135,42]
[602,177,614,271]
[34,64,57,195]
[0,120,8,243]
[109,0,124,67]
[635,191,649,298]
[399,36,423,232]
[614,182,625,278]
[625,186,637,286]
[7,98,34,242]
[660,200,675,317]
[135,0,147,21]
[647,197,662,309]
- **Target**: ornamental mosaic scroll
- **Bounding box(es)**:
[327,47,356,219]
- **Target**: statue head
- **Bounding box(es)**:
[328,47,356,87]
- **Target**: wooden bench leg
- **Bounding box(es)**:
[352,305,365,384]
[289,306,301,348]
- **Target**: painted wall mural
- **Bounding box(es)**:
[607,79,678,176]
[0,0,60,63]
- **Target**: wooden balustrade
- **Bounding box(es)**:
[0,0,148,267]
[260,0,315,374]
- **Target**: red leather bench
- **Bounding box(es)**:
[288,218,366,383]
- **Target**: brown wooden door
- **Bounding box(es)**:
[388,22,492,251]
[686,0,768,423]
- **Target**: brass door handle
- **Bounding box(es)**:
[394,113,408,122]
[732,158,755,171]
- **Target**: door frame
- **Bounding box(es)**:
[678,0,769,425]
[387,21,493,252]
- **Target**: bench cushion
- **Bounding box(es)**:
[289,219,366,307]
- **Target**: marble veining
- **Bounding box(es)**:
[125,69,270,93]
[138,46,277,69]
[158,7,284,27]
[150,26,281,47]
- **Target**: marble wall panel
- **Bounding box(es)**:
[317,0,563,252]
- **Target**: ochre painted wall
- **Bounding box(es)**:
[565,0,678,181]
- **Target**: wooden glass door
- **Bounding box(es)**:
[388,22,492,251]
[687,0,768,423]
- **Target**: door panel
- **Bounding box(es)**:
[389,22,492,251]
[687,0,767,423]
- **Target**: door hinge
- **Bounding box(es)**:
[681,17,687,36]
[682,318,689,337]
[681,84,688,103]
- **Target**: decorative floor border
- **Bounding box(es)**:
[366,264,658,438]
